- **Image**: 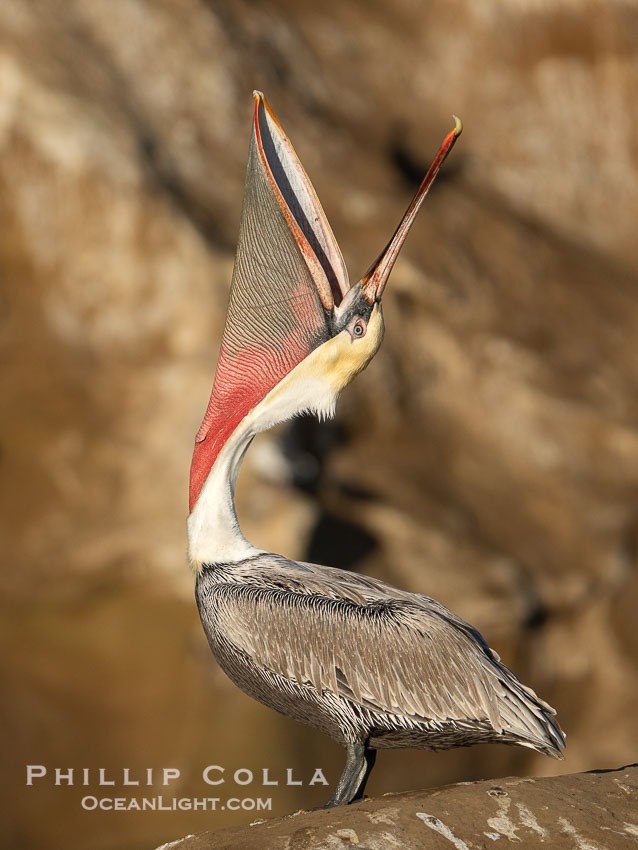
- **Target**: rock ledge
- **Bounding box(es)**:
[156,764,638,849]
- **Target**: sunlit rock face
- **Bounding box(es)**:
[1,1,637,848]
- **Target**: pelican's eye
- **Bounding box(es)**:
[348,318,367,341]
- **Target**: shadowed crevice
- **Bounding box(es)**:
[305,512,378,571]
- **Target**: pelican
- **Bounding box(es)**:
[188,92,565,807]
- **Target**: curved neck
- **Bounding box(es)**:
[187,420,262,570]
[187,307,385,571]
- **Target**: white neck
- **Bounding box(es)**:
[186,349,339,570]
[187,420,263,569]
[187,305,385,570]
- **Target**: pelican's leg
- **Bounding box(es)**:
[326,743,377,806]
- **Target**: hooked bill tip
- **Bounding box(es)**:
[452,115,463,137]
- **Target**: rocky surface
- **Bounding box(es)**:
[2,1,638,849]
[156,764,638,850]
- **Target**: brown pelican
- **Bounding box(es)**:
[188,92,565,807]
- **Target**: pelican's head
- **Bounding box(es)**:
[189,92,461,514]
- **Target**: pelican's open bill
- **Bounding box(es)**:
[187,92,565,808]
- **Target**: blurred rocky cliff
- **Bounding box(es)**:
[1,1,637,849]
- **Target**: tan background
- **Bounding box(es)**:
[1,1,638,848]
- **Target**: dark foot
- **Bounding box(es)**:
[326,743,377,807]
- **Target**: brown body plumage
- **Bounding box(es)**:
[197,554,564,756]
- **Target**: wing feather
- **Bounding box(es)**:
[217,582,511,727]
[206,556,564,754]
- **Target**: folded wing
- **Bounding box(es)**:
[214,564,565,755]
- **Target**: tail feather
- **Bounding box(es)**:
[495,669,566,758]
